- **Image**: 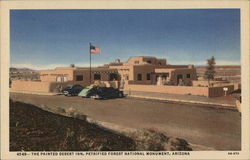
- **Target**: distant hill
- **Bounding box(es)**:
[9,67,37,72]
[9,67,40,81]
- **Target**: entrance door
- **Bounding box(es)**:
[177,74,183,85]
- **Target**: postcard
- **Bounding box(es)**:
[1,0,249,159]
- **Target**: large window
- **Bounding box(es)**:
[137,74,142,81]
[109,73,118,81]
[146,73,151,80]
[186,74,191,78]
[76,75,83,81]
[94,74,101,80]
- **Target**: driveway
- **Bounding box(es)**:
[10,93,241,150]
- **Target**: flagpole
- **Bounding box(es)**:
[89,43,91,84]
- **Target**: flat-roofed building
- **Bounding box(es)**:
[38,56,197,87]
[10,56,199,94]
[109,56,197,86]
[40,66,119,87]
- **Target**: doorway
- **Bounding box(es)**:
[177,74,183,85]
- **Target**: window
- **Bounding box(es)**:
[73,85,83,90]
[134,61,139,64]
[76,75,83,81]
[147,73,151,80]
[147,60,152,64]
[125,74,129,80]
[137,74,142,81]
[56,76,62,82]
[63,77,68,82]
[162,73,169,79]
[186,74,191,78]
[94,74,101,80]
[109,73,118,81]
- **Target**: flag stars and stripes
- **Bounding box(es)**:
[90,44,100,54]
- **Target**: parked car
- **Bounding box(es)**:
[62,84,84,96]
[78,86,124,99]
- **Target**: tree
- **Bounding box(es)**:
[70,64,75,68]
[204,56,216,86]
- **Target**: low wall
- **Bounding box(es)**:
[124,84,235,97]
[192,80,230,87]
[10,80,71,93]
[124,84,209,96]
[208,85,234,97]
[11,81,50,93]
[11,80,235,97]
[233,83,241,90]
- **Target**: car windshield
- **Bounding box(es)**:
[64,85,73,90]
[78,86,94,96]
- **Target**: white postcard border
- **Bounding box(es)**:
[1,0,249,159]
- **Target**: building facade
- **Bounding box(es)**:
[11,56,238,97]
[39,56,197,87]
[40,67,119,87]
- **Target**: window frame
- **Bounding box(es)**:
[94,73,101,80]
[137,73,142,81]
[146,73,151,80]
[76,75,83,81]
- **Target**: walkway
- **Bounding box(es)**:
[124,91,238,109]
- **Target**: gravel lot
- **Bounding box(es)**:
[10,92,241,150]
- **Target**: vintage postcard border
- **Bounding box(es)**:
[1,0,249,159]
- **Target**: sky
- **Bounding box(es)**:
[10,9,240,70]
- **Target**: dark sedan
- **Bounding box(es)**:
[62,84,84,96]
[78,86,124,99]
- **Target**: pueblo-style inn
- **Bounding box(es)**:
[40,56,197,86]
[11,56,239,97]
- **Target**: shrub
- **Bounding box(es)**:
[127,128,192,151]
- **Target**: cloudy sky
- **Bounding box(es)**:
[10,9,240,70]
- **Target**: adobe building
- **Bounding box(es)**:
[39,66,119,87]
[108,56,197,86]
[10,56,237,97]
[38,56,197,87]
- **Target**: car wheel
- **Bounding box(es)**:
[118,92,123,98]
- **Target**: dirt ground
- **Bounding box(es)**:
[10,100,135,151]
[10,99,193,151]
[10,93,241,150]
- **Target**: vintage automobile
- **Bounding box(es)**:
[78,86,124,99]
[62,84,84,96]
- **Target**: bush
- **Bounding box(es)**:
[128,128,192,151]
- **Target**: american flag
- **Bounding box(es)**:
[90,44,100,54]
